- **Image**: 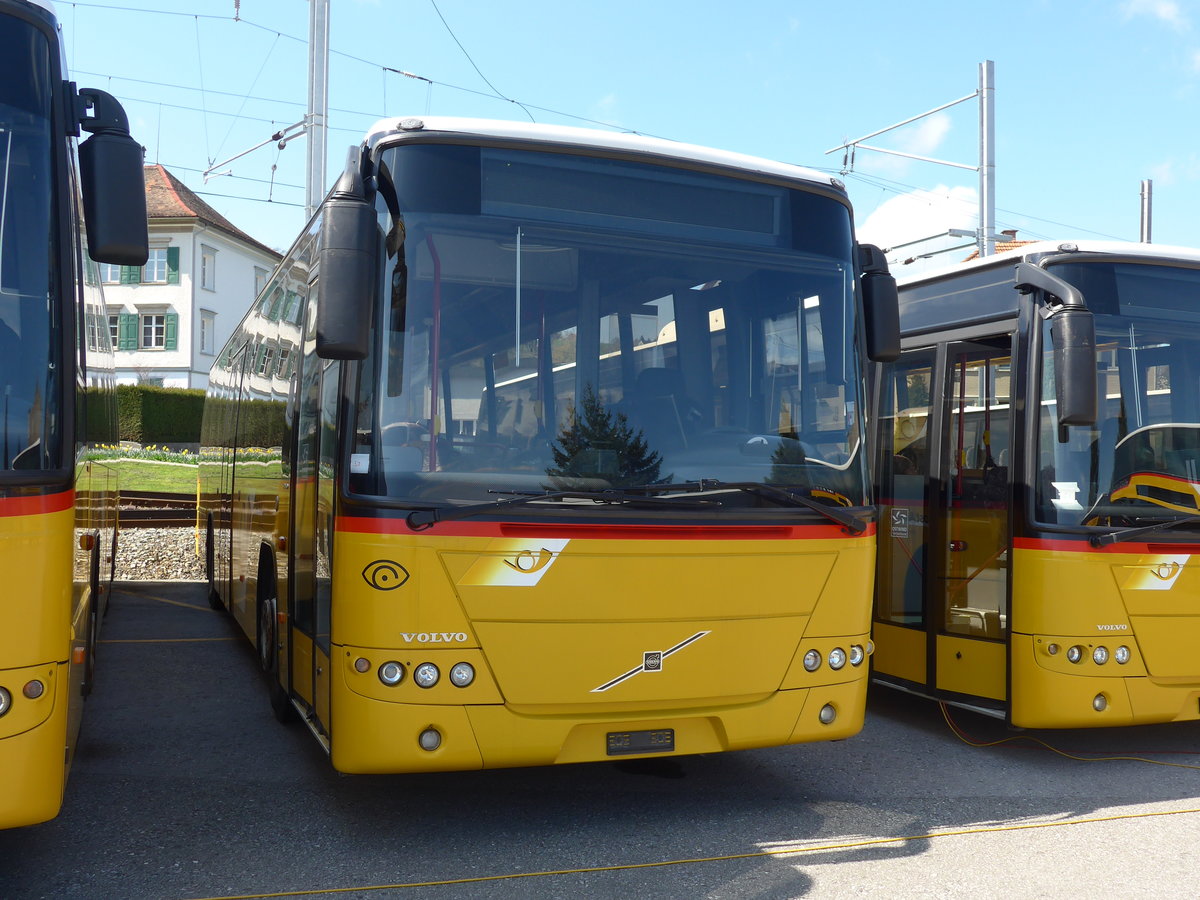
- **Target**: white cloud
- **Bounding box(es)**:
[1122,0,1190,30]
[856,184,978,263]
[589,93,621,128]
[896,112,952,157]
[851,112,954,178]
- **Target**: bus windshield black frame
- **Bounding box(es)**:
[346,142,868,518]
[0,12,61,473]
[1034,259,1200,527]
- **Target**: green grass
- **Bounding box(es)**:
[86,446,284,495]
[96,459,198,494]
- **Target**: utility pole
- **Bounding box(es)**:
[978,60,995,258]
[1140,179,1153,243]
[306,0,329,221]
[827,60,997,260]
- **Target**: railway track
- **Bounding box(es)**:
[120,490,197,529]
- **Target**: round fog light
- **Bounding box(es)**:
[418,728,442,751]
[449,662,475,687]
[1066,645,1084,664]
[354,657,371,674]
[23,680,44,700]
[1093,693,1108,712]
[1115,645,1131,665]
[414,663,440,688]
[849,645,865,667]
[0,686,10,717]
[818,703,837,725]
[828,648,847,670]
[1046,643,1060,656]
[1093,646,1109,665]
[378,661,405,686]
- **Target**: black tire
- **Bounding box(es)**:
[257,557,297,724]
[82,548,100,698]
[206,523,224,611]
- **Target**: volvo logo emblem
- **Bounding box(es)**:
[592,632,710,692]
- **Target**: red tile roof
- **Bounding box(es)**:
[144,165,280,258]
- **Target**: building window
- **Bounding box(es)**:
[200,310,216,355]
[135,310,178,350]
[201,246,217,291]
[100,264,122,284]
[142,313,166,348]
[133,247,180,285]
[143,249,169,284]
[109,314,120,348]
[254,266,269,298]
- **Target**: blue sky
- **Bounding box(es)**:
[58,0,1200,271]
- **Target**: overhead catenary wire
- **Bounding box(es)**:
[68,1,1119,246]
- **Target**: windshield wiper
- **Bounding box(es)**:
[406,479,869,533]
[1090,514,1200,547]
[405,488,717,530]
[699,481,869,534]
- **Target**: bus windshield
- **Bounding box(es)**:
[0,18,59,471]
[349,144,866,514]
[1035,261,1200,526]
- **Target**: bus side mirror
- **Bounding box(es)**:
[76,87,149,266]
[858,244,901,362]
[1015,262,1097,428]
[1050,307,1097,427]
[316,161,377,360]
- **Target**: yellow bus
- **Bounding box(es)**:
[0,0,148,827]
[200,116,898,773]
[872,240,1200,727]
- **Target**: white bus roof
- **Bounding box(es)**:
[15,0,56,15]
[364,116,843,193]
[899,240,1200,287]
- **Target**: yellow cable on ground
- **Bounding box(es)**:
[939,702,1200,771]
[189,805,1200,900]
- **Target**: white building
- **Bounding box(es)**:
[102,165,283,388]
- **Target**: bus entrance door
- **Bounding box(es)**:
[934,343,1011,703]
[875,342,1011,707]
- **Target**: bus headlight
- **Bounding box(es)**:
[378,661,405,686]
[828,648,847,670]
[414,663,440,688]
[1093,646,1109,665]
[1066,645,1084,664]
[0,686,10,717]
[449,662,475,687]
[849,645,865,667]
[1114,646,1131,665]
[803,650,822,672]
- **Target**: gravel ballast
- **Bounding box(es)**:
[115,527,206,581]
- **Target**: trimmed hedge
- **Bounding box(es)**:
[117,384,205,444]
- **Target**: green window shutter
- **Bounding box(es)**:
[167,247,180,285]
[117,313,138,350]
[120,266,140,284]
[164,312,179,350]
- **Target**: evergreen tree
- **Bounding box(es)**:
[547,385,664,488]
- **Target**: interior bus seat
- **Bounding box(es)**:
[619,367,701,452]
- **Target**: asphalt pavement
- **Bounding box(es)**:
[1,581,1198,899]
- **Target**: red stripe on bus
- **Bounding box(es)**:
[0,489,74,517]
[336,516,873,541]
[1014,536,1200,554]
